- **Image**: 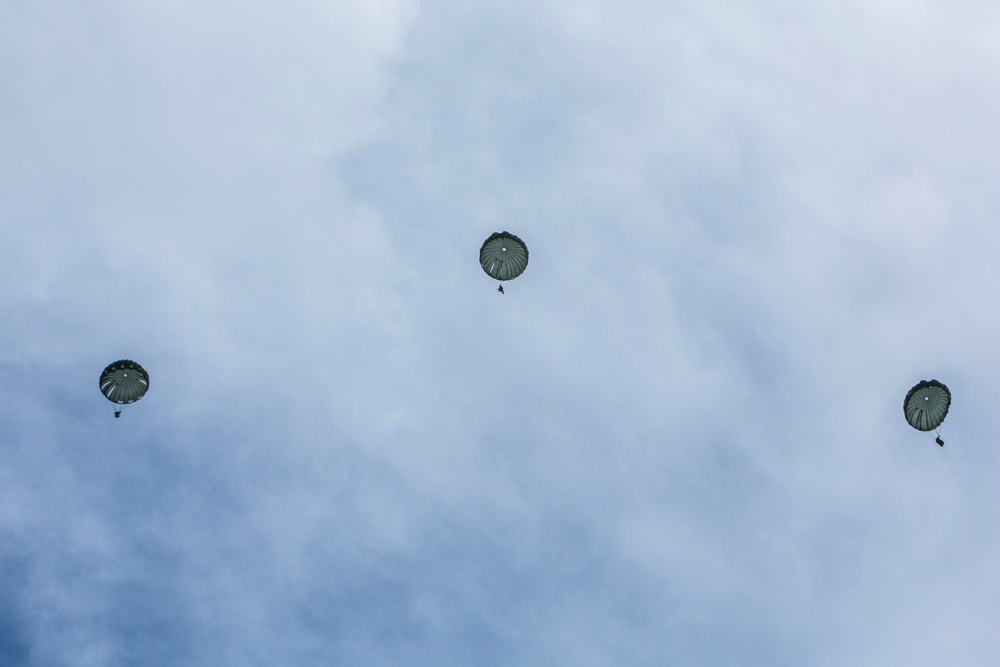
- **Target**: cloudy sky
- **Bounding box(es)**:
[3,0,1000,664]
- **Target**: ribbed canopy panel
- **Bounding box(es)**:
[100,360,150,405]
[903,379,950,432]
[480,231,528,281]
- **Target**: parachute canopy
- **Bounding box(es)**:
[100,360,150,405]
[903,379,950,432]
[480,231,528,281]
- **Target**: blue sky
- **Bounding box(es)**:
[3,1,1000,665]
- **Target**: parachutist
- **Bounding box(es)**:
[497,285,504,294]
[903,380,950,445]
[100,360,150,416]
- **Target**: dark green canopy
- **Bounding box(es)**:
[99,360,150,405]
[903,379,950,432]
[480,231,528,281]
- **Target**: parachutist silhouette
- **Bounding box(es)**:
[936,436,944,447]
[497,285,504,294]
[114,410,121,418]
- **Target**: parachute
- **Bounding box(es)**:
[903,379,950,445]
[480,232,528,285]
[100,360,149,417]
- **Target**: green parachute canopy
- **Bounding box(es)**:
[99,360,150,405]
[480,231,528,281]
[903,379,950,432]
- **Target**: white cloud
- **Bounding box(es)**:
[3,0,1000,664]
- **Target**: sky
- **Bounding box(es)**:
[3,0,1000,665]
